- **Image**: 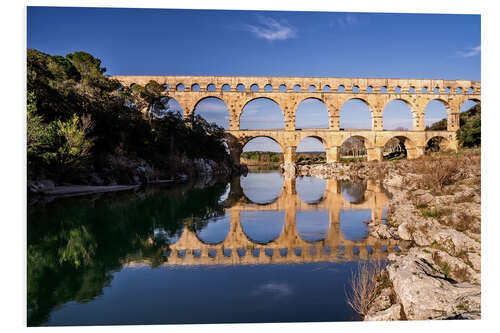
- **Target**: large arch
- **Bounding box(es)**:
[339,98,372,130]
[383,99,413,130]
[296,176,327,204]
[295,97,329,129]
[460,98,480,113]
[158,97,184,118]
[296,136,326,164]
[424,99,448,130]
[240,211,285,245]
[193,96,230,129]
[425,136,451,153]
[296,210,330,243]
[240,97,285,130]
[382,136,415,159]
[340,135,370,159]
[194,212,231,245]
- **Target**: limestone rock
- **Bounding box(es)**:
[365,304,401,321]
[386,248,481,320]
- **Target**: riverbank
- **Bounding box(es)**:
[361,149,481,320]
[28,156,244,201]
[299,149,481,320]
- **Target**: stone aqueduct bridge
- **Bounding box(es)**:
[144,178,397,267]
[114,75,481,164]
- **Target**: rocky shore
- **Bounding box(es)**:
[28,156,243,198]
[299,151,481,320]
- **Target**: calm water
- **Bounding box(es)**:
[27,167,394,326]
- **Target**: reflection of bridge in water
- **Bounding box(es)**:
[162,177,398,266]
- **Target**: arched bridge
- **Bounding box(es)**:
[148,178,397,267]
[113,75,481,164]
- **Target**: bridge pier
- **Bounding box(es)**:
[407,146,425,159]
[326,146,341,163]
[367,147,384,162]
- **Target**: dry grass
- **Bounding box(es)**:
[346,259,385,317]
[407,151,480,195]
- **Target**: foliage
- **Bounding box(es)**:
[457,104,481,148]
[27,49,231,183]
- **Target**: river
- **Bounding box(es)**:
[27,166,397,326]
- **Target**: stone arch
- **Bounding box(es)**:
[207,83,216,91]
[424,99,449,130]
[340,135,371,159]
[278,84,287,92]
[383,99,414,130]
[323,85,331,92]
[194,213,231,245]
[293,84,302,92]
[250,84,259,92]
[221,84,231,92]
[240,97,285,130]
[296,135,327,164]
[308,85,317,92]
[296,210,329,243]
[460,98,480,112]
[339,98,373,130]
[191,83,200,91]
[241,135,285,153]
[193,96,231,130]
[425,136,451,153]
[161,97,184,118]
[382,135,415,159]
[236,83,246,92]
[240,211,285,245]
[175,83,185,91]
[264,84,273,92]
[340,180,367,204]
[295,97,330,129]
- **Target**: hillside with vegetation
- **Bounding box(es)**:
[27,49,232,188]
[425,104,481,148]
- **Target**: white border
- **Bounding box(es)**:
[2,1,498,332]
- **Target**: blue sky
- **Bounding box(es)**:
[27,7,480,152]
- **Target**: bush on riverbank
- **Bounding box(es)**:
[27,49,231,184]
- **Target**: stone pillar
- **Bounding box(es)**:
[414,112,425,131]
[447,113,460,131]
[282,145,297,178]
[367,147,383,162]
[326,146,340,163]
[328,205,342,244]
[407,146,425,159]
[229,110,240,131]
[283,146,297,165]
[283,177,297,195]
[330,114,340,131]
[372,114,383,131]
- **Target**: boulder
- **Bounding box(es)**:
[386,249,481,320]
[365,304,401,321]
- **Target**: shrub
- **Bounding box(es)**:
[346,260,384,317]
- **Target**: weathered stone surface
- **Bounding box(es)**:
[365,304,401,321]
[386,248,481,320]
[370,224,393,239]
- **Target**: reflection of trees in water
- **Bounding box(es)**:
[27,181,228,326]
[340,180,367,204]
